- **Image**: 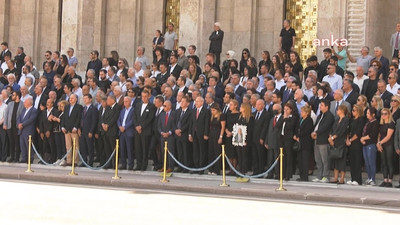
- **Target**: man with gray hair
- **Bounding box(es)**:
[17,96,37,163]
[372,46,390,80]
[209,22,224,66]
[330,89,351,116]
[347,46,373,73]
[135,46,150,70]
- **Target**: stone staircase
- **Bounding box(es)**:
[345,0,367,72]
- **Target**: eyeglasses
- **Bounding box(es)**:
[389,77,395,80]
[392,100,398,102]
[118,62,123,64]
[352,109,356,112]
[128,91,133,93]
[372,64,378,67]
[242,52,247,55]
[357,99,362,101]
[162,105,167,107]
[45,55,49,57]
[381,112,389,115]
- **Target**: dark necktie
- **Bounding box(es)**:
[164,112,169,127]
[273,116,277,127]
[84,106,87,116]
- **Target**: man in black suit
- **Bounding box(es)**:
[61,94,83,166]
[158,100,176,173]
[189,96,210,173]
[17,97,38,163]
[33,85,48,110]
[79,94,98,166]
[102,95,121,168]
[209,22,224,66]
[280,76,295,105]
[209,76,224,99]
[156,62,169,86]
[117,96,135,170]
[231,74,246,98]
[38,99,59,163]
[264,104,283,179]
[377,79,393,108]
[174,76,188,97]
[149,95,164,170]
[342,79,359,107]
[133,90,156,171]
[361,66,378,103]
[96,95,108,165]
[168,53,183,79]
[14,47,26,72]
[0,42,11,64]
[311,99,334,183]
[222,92,235,115]
[252,99,270,175]
[174,96,191,172]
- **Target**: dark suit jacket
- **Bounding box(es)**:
[156,72,169,86]
[117,107,135,136]
[103,104,122,137]
[133,102,156,136]
[174,108,191,139]
[17,107,38,136]
[296,116,313,150]
[380,90,393,108]
[33,93,48,109]
[209,29,224,52]
[81,104,98,135]
[168,64,183,79]
[190,107,210,137]
[39,108,59,133]
[61,104,83,132]
[235,85,246,98]
[173,86,188,97]
[158,110,176,137]
[314,111,335,145]
[344,90,359,107]
[252,109,271,143]
[280,86,294,104]
[264,114,283,149]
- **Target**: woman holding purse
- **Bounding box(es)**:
[328,105,349,184]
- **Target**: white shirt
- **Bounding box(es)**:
[47,107,53,117]
[275,79,285,90]
[303,87,314,100]
[135,69,144,77]
[23,106,32,119]
[322,73,343,91]
[169,64,177,73]
[73,87,83,100]
[21,94,32,103]
[34,94,42,109]
[141,103,148,116]
[387,83,400,95]
[122,107,132,127]
[18,73,35,87]
[1,62,8,72]
[354,75,369,92]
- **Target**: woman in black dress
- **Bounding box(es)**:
[240,48,251,75]
[329,105,350,184]
[152,30,164,63]
[57,54,69,82]
[208,104,226,175]
[279,102,297,181]
[246,57,258,78]
[377,108,395,187]
[293,105,313,181]
[225,99,240,175]
[233,102,254,175]
[258,50,272,74]
[346,104,365,185]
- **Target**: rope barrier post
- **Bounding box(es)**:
[68,138,78,176]
[112,139,121,179]
[25,135,33,173]
[160,141,169,183]
[276,147,286,191]
[220,145,229,187]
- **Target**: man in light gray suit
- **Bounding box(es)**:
[330,89,351,117]
[390,23,400,57]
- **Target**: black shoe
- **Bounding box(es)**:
[14,158,19,163]
[7,158,14,163]
[128,165,133,171]
[379,182,387,187]
[118,165,127,170]
[19,159,27,163]
[38,161,45,165]
[133,167,141,171]
[395,185,400,188]
[386,182,393,187]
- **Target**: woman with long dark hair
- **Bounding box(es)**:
[246,57,258,78]
[208,104,226,175]
[258,50,272,73]
[240,48,251,75]
[225,99,240,175]
[152,30,164,63]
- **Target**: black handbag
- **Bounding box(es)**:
[328,145,345,159]
[292,141,301,152]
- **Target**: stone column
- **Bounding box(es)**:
[0,0,10,42]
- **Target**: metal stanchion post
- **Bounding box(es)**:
[160,141,169,183]
[25,135,33,173]
[276,147,286,191]
[69,138,78,176]
[112,139,121,179]
[220,145,229,187]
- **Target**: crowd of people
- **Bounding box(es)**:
[1,20,400,188]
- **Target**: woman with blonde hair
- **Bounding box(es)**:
[390,95,400,122]
[356,94,369,115]
[346,104,365,185]
[377,108,395,187]
[371,95,384,120]
[208,104,226,175]
[233,103,254,176]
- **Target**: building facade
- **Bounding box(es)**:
[0,0,399,72]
